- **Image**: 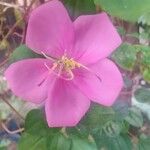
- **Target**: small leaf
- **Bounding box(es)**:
[9,45,39,64]
[63,0,96,19]
[102,121,122,137]
[125,107,143,127]
[134,88,150,104]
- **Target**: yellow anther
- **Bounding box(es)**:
[59,56,80,70]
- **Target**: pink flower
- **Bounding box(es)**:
[5,0,123,127]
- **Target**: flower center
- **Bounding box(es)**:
[58,55,81,70]
[42,52,81,80]
[41,51,101,81]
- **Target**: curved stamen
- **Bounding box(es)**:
[43,52,101,82]
[44,62,74,80]
[41,51,57,61]
[44,62,58,73]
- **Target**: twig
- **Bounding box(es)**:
[1,122,24,134]
[0,96,25,120]
[0,57,9,67]
[2,19,23,43]
[0,2,23,11]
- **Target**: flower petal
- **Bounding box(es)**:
[26,0,74,58]
[72,13,121,64]
[45,79,90,127]
[73,59,123,106]
[5,59,53,103]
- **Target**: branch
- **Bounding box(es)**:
[1,122,24,134]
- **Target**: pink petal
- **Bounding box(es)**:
[72,13,122,64]
[26,0,74,58]
[45,79,90,127]
[73,59,123,106]
[5,59,53,103]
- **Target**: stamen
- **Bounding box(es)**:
[43,53,100,82]
[58,69,74,81]
[44,62,58,74]
[41,51,57,61]
[57,64,63,76]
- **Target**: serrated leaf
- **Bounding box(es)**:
[9,45,39,64]
[102,121,122,137]
[93,134,132,150]
[64,0,96,19]
[125,107,143,127]
[112,43,137,71]
[94,0,150,22]
[80,104,115,132]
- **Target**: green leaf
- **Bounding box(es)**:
[134,88,150,104]
[137,135,150,150]
[18,133,47,150]
[135,45,150,66]
[20,109,71,150]
[25,109,60,136]
[64,0,96,19]
[102,121,122,137]
[112,43,137,71]
[125,107,143,127]
[71,136,97,150]
[47,133,71,150]
[66,126,89,138]
[80,104,115,132]
[94,0,150,22]
[93,134,132,150]
[142,69,150,83]
[25,109,48,135]
[0,147,7,150]
[9,45,39,63]
[117,27,126,36]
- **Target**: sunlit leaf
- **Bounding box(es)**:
[94,0,150,22]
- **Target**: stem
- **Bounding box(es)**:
[1,122,24,134]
